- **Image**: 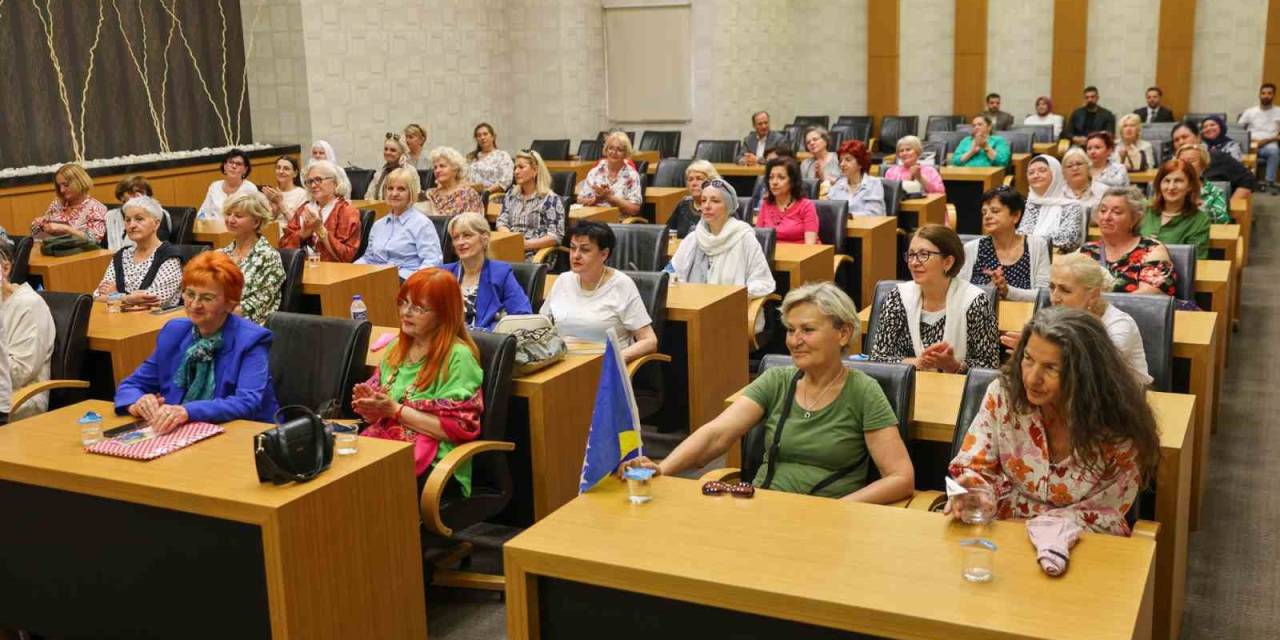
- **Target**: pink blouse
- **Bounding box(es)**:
[755,198,818,243]
[883,164,945,195]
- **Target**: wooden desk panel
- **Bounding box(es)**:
[490,229,525,263]
[940,167,1005,235]
[666,284,749,433]
[1129,169,1157,186]
[301,263,400,326]
[645,187,689,224]
[348,199,391,219]
[1011,152,1031,195]
[897,193,948,228]
[773,243,835,288]
[544,160,595,185]
[846,216,898,308]
[88,302,185,385]
[192,219,282,248]
[28,248,114,294]
[1032,142,1060,157]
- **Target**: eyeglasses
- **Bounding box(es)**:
[702,481,755,498]
[397,300,431,317]
[182,289,219,304]
[903,250,943,264]
[304,176,333,186]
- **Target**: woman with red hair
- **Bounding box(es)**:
[826,140,886,216]
[355,268,485,492]
[1140,158,1210,258]
[115,251,279,432]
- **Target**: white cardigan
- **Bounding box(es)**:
[958,235,1051,302]
[0,283,54,419]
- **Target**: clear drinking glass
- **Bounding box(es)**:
[106,293,125,313]
[333,423,358,455]
[623,467,655,504]
[957,484,996,525]
[960,538,996,583]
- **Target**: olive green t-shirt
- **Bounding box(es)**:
[744,366,898,498]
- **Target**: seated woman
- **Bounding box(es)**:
[1080,186,1179,297]
[666,179,775,299]
[465,122,514,194]
[883,135,945,196]
[1085,132,1130,188]
[800,127,840,187]
[280,160,362,262]
[106,175,169,252]
[539,221,657,362]
[1176,143,1229,224]
[355,268,485,487]
[950,115,1011,168]
[0,240,55,421]
[1114,114,1155,172]
[308,140,338,167]
[1200,115,1243,161]
[957,187,1050,301]
[869,224,1000,372]
[219,192,286,325]
[1141,159,1210,258]
[496,150,565,259]
[261,156,308,222]
[355,167,443,279]
[664,160,721,238]
[403,124,431,171]
[1061,148,1108,212]
[197,149,259,220]
[364,133,409,200]
[621,282,914,502]
[419,146,483,217]
[948,306,1160,535]
[755,157,818,244]
[115,252,279,431]
[443,212,532,331]
[94,196,183,308]
[826,140,886,216]
[1020,154,1088,252]
[1023,95,1064,139]
[576,132,643,217]
[31,163,107,245]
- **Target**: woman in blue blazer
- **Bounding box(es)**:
[116,252,279,432]
[444,212,533,330]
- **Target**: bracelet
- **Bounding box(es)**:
[395,403,406,423]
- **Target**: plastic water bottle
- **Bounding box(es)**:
[350,295,368,322]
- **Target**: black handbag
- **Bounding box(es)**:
[254,405,335,485]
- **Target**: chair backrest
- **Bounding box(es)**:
[633,161,650,192]
[836,115,872,128]
[161,206,196,245]
[864,280,995,353]
[38,291,91,409]
[598,130,636,145]
[530,139,571,161]
[276,248,305,313]
[346,168,375,200]
[736,199,753,222]
[354,209,375,260]
[1010,124,1054,144]
[693,140,742,164]
[833,121,872,144]
[877,116,919,153]
[1141,122,1176,142]
[623,270,669,340]
[576,140,602,162]
[417,169,436,190]
[802,179,820,199]
[427,214,457,264]
[550,171,576,199]
[1103,292,1174,392]
[1226,126,1250,150]
[926,115,963,132]
[1183,113,1226,127]
[828,130,846,149]
[793,115,830,130]
[652,158,693,189]
[922,139,950,166]
[782,124,805,148]
[1166,244,1196,301]
[880,178,905,214]
[950,367,1001,459]
[812,199,849,254]
[170,243,210,264]
[459,330,519,518]
[753,227,777,263]
[1210,180,1231,198]
[638,130,682,159]
[266,312,371,416]
[1002,131,1034,156]
[606,224,666,272]
[9,236,33,285]
[508,261,548,310]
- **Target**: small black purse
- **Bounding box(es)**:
[254,405,335,485]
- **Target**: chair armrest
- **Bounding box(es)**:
[945,204,957,229]
[907,489,946,512]
[1132,520,1160,540]
[699,468,742,483]
[626,353,672,378]
[420,439,516,537]
[833,254,855,271]
[885,495,913,508]
[621,216,649,224]
[869,138,878,154]
[10,379,90,417]
[747,294,781,350]
[531,245,568,265]
[1056,139,1069,155]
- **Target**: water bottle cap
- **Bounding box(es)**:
[352,295,363,300]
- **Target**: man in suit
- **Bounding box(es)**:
[981,93,1014,131]
[1134,86,1175,124]
[1064,86,1116,146]
[739,111,785,166]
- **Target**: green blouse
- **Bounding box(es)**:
[1199,182,1229,224]
[1139,208,1211,259]
[222,235,286,325]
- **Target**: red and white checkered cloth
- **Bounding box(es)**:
[85,422,224,460]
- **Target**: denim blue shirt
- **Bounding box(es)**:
[355,207,443,279]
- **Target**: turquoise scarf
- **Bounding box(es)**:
[174,326,224,403]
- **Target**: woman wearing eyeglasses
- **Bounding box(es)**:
[576,132,643,217]
[280,160,363,262]
[364,133,410,200]
[115,252,279,434]
[197,149,258,220]
[355,268,484,489]
[869,224,999,373]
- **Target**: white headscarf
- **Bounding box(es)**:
[309,140,338,167]
[1026,155,1075,207]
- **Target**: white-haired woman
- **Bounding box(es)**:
[665,159,722,238]
[420,146,483,217]
[576,131,642,216]
[220,192,286,325]
[355,167,443,279]
[94,195,183,308]
[882,135,945,195]
[364,133,410,200]
[622,282,915,503]
[496,149,566,257]
[309,140,338,167]
[281,160,362,262]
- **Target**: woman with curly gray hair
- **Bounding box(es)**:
[420,146,483,217]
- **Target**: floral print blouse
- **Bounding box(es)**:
[497,189,565,258]
[1080,238,1177,297]
[466,150,514,191]
[576,162,642,205]
[421,186,483,217]
[222,235,286,325]
[949,379,1143,536]
[1199,182,1229,224]
[32,196,107,244]
[1091,161,1130,188]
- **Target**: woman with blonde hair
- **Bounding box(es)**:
[404,123,431,170]
[1114,113,1155,172]
[665,159,722,238]
[31,163,107,244]
[443,212,531,330]
[882,135,944,195]
[576,131,642,216]
[220,192,286,325]
[364,133,410,200]
[496,149,565,257]
[420,146,483,217]
[355,167,443,279]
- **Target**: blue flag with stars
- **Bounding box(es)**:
[579,329,643,494]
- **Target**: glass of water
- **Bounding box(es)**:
[333,423,358,455]
[306,247,320,268]
[957,484,996,525]
[622,466,655,504]
[960,538,996,583]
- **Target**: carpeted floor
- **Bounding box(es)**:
[424,194,1278,640]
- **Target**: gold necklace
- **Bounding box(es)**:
[580,268,609,293]
[801,369,845,419]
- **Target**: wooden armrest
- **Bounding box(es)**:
[868,138,878,155]
[1003,175,1014,187]
[1131,519,1160,540]
[907,489,945,512]
[833,254,855,270]
[747,294,781,350]
[626,353,672,378]
[885,495,913,508]
[531,245,568,265]
[621,216,649,224]
[1056,139,1069,154]
[699,468,742,483]
[420,440,516,537]
[10,379,89,417]
[945,204,957,229]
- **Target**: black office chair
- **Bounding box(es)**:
[625,271,672,423]
[693,140,742,164]
[1002,131,1034,156]
[881,178,905,215]
[606,224,666,272]
[926,115,964,133]
[160,206,196,245]
[836,115,872,128]
[813,199,855,293]
[8,236,33,285]
[863,280,997,355]
[7,292,93,419]
[419,331,518,591]
[831,124,859,147]
[427,215,457,264]
[949,367,1002,459]
[417,169,436,190]
[793,115,830,130]
[1033,289,1175,392]
[1010,124,1055,145]
[781,124,804,148]
[265,312,371,417]
[530,139,571,161]
[353,209,375,260]
[835,116,872,143]
[652,159,693,189]
[509,261,548,310]
[754,227,777,263]
[276,248,305,313]
[170,243,211,264]
[875,116,919,156]
[346,168,375,200]
[639,130,682,159]
[550,171,576,199]
[802,179,820,200]
[576,140,602,162]
[1166,244,1196,302]
[921,140,950,166]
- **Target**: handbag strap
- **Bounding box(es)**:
[758,370,803,490]
[268,404,329,482]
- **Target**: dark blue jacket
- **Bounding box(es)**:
[114,314,279,423]
[443,259,532,331]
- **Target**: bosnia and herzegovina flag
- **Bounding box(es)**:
[578,329,643,494]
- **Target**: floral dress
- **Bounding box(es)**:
[1080,238,1177,297]
[949,379,1142,536]
[1199,182,1229,224]
[576,162,642,206]
[466,150,514,191]
[421,186,483,217]
[32,196,107,244]
[222,235,286,325]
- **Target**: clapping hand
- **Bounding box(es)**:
[983,266,1009,299]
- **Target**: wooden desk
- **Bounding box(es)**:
[632,150,660,166]
[192,219,282,248]
[88,302,185,385]
[664,283,749,433]
[1209,225,1244,328]
[897,192,948,228]
[1195,259,1232,376]
[301,262,400,326]
[1229,196,1251,265]
[27,247,114,294]
[1129,169,1157,186]
[349,199,390,219]
[490,229,525,263]
[1032,141,1060,157]
[845,216,898,308]
[710,163,765,177]
[940,166,1005,235]
[0,400,427,639]
[773,243,835,288]
[544,160,595,185]
[1011,152,1031,195]
[505,476,1156,640]
[645,186,688,224]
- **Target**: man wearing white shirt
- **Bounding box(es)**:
[1238,83,1280,193]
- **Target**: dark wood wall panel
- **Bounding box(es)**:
[0,0,251,168]
[953,0,988,117]
[1051,0,1088,113]
[1264,0,1280,86]
[867,0,900,136]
